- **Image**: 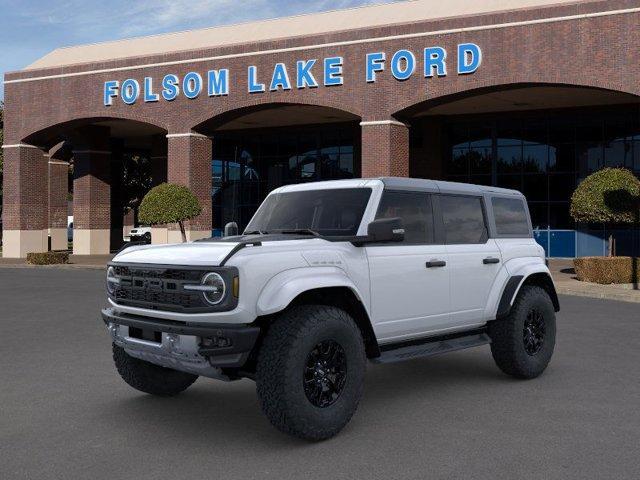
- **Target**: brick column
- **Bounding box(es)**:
[360,120,410,178]
[71,127,112,255]
[150,134,169,244]
[1,144,49,258]
[48,150,69,251]
[166,132,212,243]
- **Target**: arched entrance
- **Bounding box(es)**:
[194,104,361,234]
[396,84,640,257]
[4,118,167,257]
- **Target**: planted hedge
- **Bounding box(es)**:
[574,256,640,284]
[27,251,70,265]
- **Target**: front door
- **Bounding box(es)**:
[366,191,451,343]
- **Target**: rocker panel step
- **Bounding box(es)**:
[373,331,491,364]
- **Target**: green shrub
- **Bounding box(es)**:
[27,251,69,265]
[139,183,202,242]
[570,168,640,224]
[574,256,640,284]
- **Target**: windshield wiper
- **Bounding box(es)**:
[244,230,268,235]
[274,229,321,237]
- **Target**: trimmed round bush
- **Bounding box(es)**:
[570,168,640,224]
[139,183,202,242]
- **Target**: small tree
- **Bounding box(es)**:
[139,183,202,243]
[570,168,640,256]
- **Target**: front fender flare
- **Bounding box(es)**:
[256,267,367,316]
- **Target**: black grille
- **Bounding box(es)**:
[109,264,238,313]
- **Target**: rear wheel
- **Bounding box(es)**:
[113,344,198,396]
[256,305,366,441]
[489,285,556,379]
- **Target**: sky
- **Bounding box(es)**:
[0,0,399,100]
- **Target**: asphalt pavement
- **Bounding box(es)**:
[1,268,639,480]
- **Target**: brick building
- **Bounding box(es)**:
[3,0,640,258]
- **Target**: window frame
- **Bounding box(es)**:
[373,189,437,246]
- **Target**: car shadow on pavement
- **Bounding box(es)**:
[100,350,505,446]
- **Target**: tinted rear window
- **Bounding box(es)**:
[492,197,530,236]
[440,195,487,244]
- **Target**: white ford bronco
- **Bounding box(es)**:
[102,178,559,440]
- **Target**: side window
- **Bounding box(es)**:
[375,191,434,244]
[492,197,530,236]
[440,195,487,244]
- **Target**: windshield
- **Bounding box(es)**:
[245,188,372,237]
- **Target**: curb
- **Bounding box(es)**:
[555,284,640,304]
[0,264,106,271]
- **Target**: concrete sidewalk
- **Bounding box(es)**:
[549,259,640,304]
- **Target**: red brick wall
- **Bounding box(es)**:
[2,146,48,230]
[167,135,213,232]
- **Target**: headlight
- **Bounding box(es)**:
[106,266,119,295]
[185,272,226,305]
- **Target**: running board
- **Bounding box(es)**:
[373,330,491,364]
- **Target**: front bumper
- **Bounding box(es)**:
[102,308,260,377]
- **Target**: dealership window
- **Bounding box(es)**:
[443,106,640,230]
[211,123,359,233]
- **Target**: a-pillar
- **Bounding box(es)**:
[150,134,169,244]
[1,143,49,258]
[360,120,410,178]
[166,132,212,243]
[48,143,70,251]
[72,126,112,255]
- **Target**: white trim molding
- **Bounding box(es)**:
[166,133,211,139]
[1,143,43,150]
[360,120,408,127]
[3,7,640,85]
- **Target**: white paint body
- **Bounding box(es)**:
[110,179,552,345]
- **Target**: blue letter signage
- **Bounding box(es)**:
[104,43,482,106]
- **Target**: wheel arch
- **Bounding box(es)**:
[497,270,560,319]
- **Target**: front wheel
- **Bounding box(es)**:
[488,285,556,379]
[256,305,366,441]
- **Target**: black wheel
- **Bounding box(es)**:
[489,285,556,379]
[143,232,152,243]
[256,305,366,441]
[112,344,198,396]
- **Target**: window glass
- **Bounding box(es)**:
[492,197,530,236]
[246,188,371,237]
[441,195,487,244]
[376,191,434,244]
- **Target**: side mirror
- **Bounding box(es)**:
[363,217,405,244]
[224,222,239,237]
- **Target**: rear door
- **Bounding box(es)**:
[366,190,450,342]
[439,194,502,326]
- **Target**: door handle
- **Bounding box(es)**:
[426,260,447,268]
[483,257,500,265]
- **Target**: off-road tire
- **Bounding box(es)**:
[256,305,366,441]
[112,344,198,396]
[489,285,556,379]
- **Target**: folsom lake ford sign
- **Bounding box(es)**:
[103,43,482,106]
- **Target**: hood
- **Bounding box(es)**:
[113,242,239,266]
[112,234,330,266]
